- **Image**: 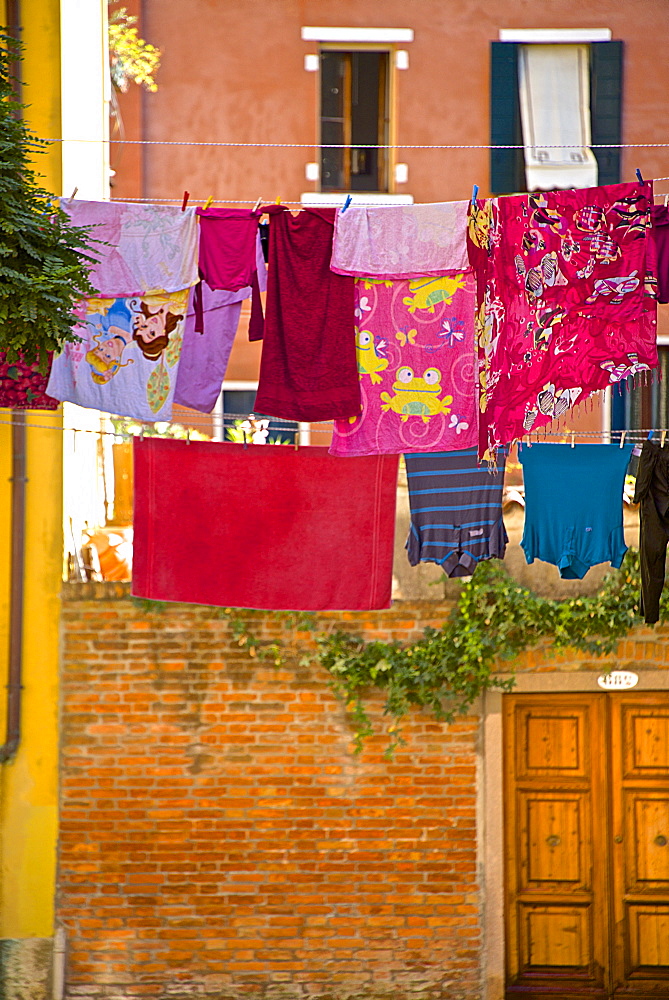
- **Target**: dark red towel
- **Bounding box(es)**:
[132,438,398,611]
[254,206,361,422]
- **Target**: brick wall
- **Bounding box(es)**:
[59,586,480,1000]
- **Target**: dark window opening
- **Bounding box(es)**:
[611,347,669,432]
[320,50,389,193]
[221,389,298,444]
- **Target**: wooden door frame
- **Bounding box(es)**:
[480,671,669,1000]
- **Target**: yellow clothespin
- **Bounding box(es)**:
[202,195,214,210]
[662,429,667,447]
[275,196,281,205]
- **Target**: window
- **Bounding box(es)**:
[320,50,389,193]
[611,348,669,432]
[490,39,623,194]
[518,44,598,190]
[216,385,298,445]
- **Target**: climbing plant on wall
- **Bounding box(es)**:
[0,32,95,364]
[205,547,649,751]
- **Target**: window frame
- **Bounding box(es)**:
[317,42,396,196]
[489,38,623,195]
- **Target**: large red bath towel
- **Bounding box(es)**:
[132,438,399,611]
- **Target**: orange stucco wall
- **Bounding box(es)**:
[110,0,669,392]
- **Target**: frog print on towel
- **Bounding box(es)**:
[380,366,453,422]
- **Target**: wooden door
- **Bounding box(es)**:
[504,692,669,999]
[609,694,669,997]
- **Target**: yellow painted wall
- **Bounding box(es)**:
[0,0,63,939]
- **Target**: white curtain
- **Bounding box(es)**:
[518,44,599,191]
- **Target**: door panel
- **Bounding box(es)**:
[504,695,609,996]
[520,903,593,968]
[521,792,589,887]
[610,695,669,997]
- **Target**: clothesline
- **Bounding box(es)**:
[53,138,669,149]
[0,413,666,443]
[107,184,669,206]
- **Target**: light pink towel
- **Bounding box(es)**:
[331,201,470,279]
[330,274,478,457]
[62,199,199,295]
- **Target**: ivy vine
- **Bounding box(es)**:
[131,548,656,752]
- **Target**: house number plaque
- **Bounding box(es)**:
[597,670,639,690]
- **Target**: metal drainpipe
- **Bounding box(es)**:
[0,411,27,764]
[0,0,27,765]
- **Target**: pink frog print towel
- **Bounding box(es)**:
[469,181,658,458]
[330,274,478,457]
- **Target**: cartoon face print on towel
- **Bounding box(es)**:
[468,181,658,458]
[329,273,478,457]
[48,290,189,420]
[47,200,198,420]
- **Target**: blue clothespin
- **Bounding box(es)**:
[636,169,645,184]
[341,194,353,214]
[471,184,479,205]
[647,430,654,440]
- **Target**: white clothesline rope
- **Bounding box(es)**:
[0,413,663,442]
[53,137,669,150]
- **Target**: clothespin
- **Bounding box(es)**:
[636,169,644,185]
[471,184,479,205]
[664,193,668,207]
[252,197,263,212]
[181,190,190,212]
[67,186,78,204]
[570,431,575,449]
[275,196,281,205]
[139,426,145,441]
[647,430,654,440]
[619,430,626,448]
[186,429,191,445]
[202,195,214,210]
[662,429,667,447]
[341,194,353,214]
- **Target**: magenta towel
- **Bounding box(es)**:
[194,208,265,339]
[132,438,399,611]
[254,207,361,421]
[652,204,669,303]
[468,182,658,457]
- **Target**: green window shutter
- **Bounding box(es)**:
[590,41,623,186]
[490,41,524,195]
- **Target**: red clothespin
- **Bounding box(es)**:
[181,190,190,212]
